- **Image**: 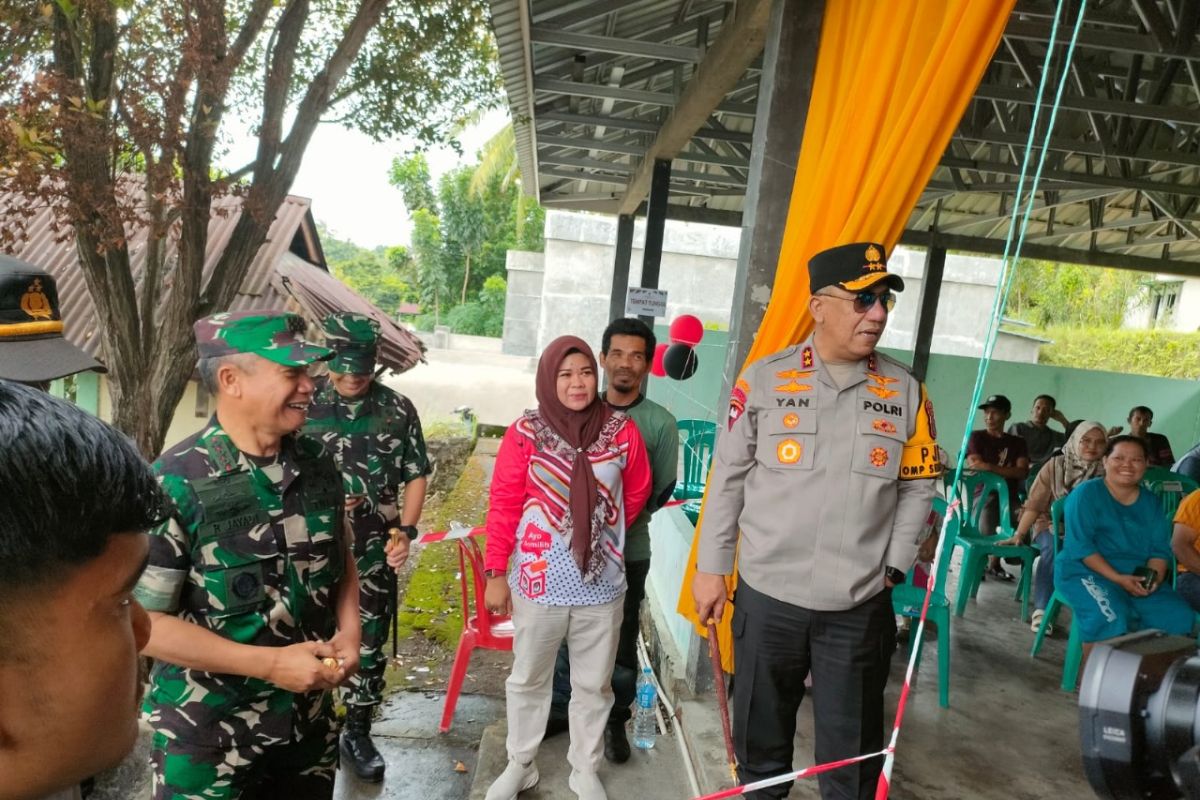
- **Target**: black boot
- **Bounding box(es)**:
[341,705,385,782]
[604,719,631,764]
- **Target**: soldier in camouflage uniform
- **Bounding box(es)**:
[303,312,430,782]
[134,311,363,800]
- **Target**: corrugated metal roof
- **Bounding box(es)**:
[275,253,426,373]
[0,192,424,369]
[490,0,1200,271]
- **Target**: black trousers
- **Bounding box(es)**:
[732,581,896,800]
[550,558,652,725]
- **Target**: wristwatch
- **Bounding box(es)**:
[885,567,906,585]
[485,569,505,579]
[397,524,419,541]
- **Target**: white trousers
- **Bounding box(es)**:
[506,592,624,773]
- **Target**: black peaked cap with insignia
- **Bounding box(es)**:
[0,254,106,383]
[809,242,906,294]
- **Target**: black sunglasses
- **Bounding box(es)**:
[823,290,897,314]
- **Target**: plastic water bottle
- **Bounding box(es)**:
[633,667,657,750]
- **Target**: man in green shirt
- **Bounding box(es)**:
[548,318,679,762]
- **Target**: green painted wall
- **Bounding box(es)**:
[646,328,1200,463]
[883,348,1200,463]
[48,372,101,415]
[646,327,728,427]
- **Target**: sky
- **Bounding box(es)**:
[217,107,511,251]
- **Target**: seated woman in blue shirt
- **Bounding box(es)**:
[1056,435,1194,655]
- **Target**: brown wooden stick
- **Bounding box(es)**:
[707,620,738,784]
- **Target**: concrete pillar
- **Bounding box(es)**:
[693,0,825,693]
[719,0,825,390]
[637,159,672,328]
[609,213,635,321]
[911,246,947,382]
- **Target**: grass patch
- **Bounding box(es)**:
[395,456,490,650]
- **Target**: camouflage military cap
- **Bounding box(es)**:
[194,310,332,366]
[322,312,380,375]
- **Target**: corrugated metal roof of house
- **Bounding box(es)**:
[275,252,426,372]
[0,193,318,361]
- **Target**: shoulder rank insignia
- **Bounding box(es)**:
[867,352,877,372]
[728,377,750,431]
[867,385,900,400]
[801,346,814,369]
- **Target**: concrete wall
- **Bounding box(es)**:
[880,248,1044,363]
[1125,274,1200,332]
[505,213,1044,365]
[417,329,504,354]
[521,210,740,357]
[503,250,545,356]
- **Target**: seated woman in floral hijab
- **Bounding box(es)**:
[999,421,1107,633]
[482,335,651,800]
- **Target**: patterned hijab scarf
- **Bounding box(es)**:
[1051,420,1106,497]
[533,336,613,575]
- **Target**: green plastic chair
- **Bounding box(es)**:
[950,471,1038,621]
[1030,497,1085,691]
[892,497,957,708]
[675,421,716,501]
[1143,469,1200,519]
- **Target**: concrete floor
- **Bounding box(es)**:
[385,348,535,427]
[468,718,692,800]
[683,566,1092,800]
[335,693,505,800]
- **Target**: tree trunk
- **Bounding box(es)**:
[46,0,389,459]
[461,252,471,304]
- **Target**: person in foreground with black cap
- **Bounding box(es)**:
[693,243,941,800]
[0,255,105,389]
[966,394,1030,582]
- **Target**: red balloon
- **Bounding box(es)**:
[669,314,705,346]
[651,343,668,377]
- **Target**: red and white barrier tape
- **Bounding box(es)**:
[414,522,485,545]
[690,497,962,800]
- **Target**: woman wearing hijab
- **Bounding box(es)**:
[998,421,1107,633]
[482,336,651,800]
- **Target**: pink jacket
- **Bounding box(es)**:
[485,410,652,605]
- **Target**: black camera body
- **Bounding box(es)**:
[1080,630,1200,799]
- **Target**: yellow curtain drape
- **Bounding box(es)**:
[676,0,1016,672]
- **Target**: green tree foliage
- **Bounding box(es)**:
[317,224,416,315]
[388,136,542,335]
[1038,326,1200,379]
[389,153,438,213]
[1006,259,1145,328]
[444,275,507,337]
[0,0,501,456]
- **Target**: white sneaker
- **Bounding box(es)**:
[485,760,539,800]
[569,769,608,800]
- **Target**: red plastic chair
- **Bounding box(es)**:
[439,533,514,732]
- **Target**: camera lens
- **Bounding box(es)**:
[1145,656,1200,793]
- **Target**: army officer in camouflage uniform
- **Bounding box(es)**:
[304,312,430,782]
[135,311,362,800]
